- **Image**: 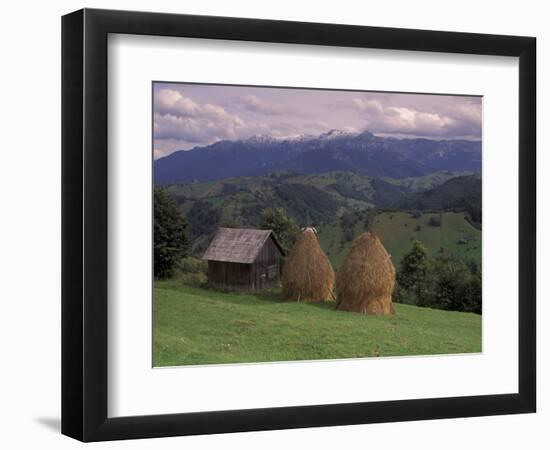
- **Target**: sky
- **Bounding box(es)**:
[153,82,482,159]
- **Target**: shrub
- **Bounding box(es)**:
[428,216,442,227]
[177,271,207,287]
[178,256,207,274]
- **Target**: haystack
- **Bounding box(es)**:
[282,227,335,302]
[336,232,395,314]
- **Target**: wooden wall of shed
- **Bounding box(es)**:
[250,237,282,290]
[207,261,252,290]
[206,237,283,291]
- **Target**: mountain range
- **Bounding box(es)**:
[154,130,482,185]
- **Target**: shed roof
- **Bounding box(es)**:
[202,227,284,264]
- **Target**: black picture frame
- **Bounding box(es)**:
[62,8,536,442]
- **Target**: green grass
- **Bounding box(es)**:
[153,281,481,367]
[371,211,481,265]
[319,211,481,270]
[318,220,365,269]
[382,170,473,191]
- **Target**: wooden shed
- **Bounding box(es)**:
[202,227,284,291]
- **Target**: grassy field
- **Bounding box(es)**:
[371,211,481,264]
[318,220,367,269]
[319,211,481,270]
[153,281,482,367]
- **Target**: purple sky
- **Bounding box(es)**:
[153,82,482,159]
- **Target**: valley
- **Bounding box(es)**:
[161,168,481,268]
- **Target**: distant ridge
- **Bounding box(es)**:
[154,130,481,185]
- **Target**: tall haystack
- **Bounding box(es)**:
[282,227,335,302]
[336,232,395,314]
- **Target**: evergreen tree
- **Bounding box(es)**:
[463,271,482,314]
[397,240,431,306]
[340,211,357,243]
[186,200,221,240]
[259,207,299,254]
[430,255,471,311]
[154,188,188,278]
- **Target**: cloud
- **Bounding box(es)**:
[154,89,246,145]
[153,90,308,156]
[352,98,384,114]
[238,94,285,116]
[154,147,171,159]
[236,94,312,118]
[155,88,201,117]
[152,84,482,159]
[350,96,481,139]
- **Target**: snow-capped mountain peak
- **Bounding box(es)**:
[318,129,359,140]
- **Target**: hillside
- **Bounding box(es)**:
[382,170,475,191]
[371,211,481,264]
[154,130,482,184]
[164,170,471,225]
[153,281,482,367]
[395,175,481,225]
[318,211,481,269]
[163,171,481,258]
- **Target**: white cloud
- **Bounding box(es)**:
[237,94,312,118]
[351,96,481,139]
[152,85,482,158]
[154,89,246,145]
[352,98,384,114]
[155,88,201,117]
[238,94,285,115]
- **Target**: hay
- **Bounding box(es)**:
[282,227,335,302]
[336,232,395,315]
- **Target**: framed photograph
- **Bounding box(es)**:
[62,8,536,442]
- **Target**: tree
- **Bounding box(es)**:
[363,209,371,229]
[340,211,357,243]
[259,207,299,254]
[397,240,431,306]
[397,239,482,314]
[463,271,482,314]
[186,200,221,240]
[465,258,479,274]
[154,188,188,278]
[429,255,471,311]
